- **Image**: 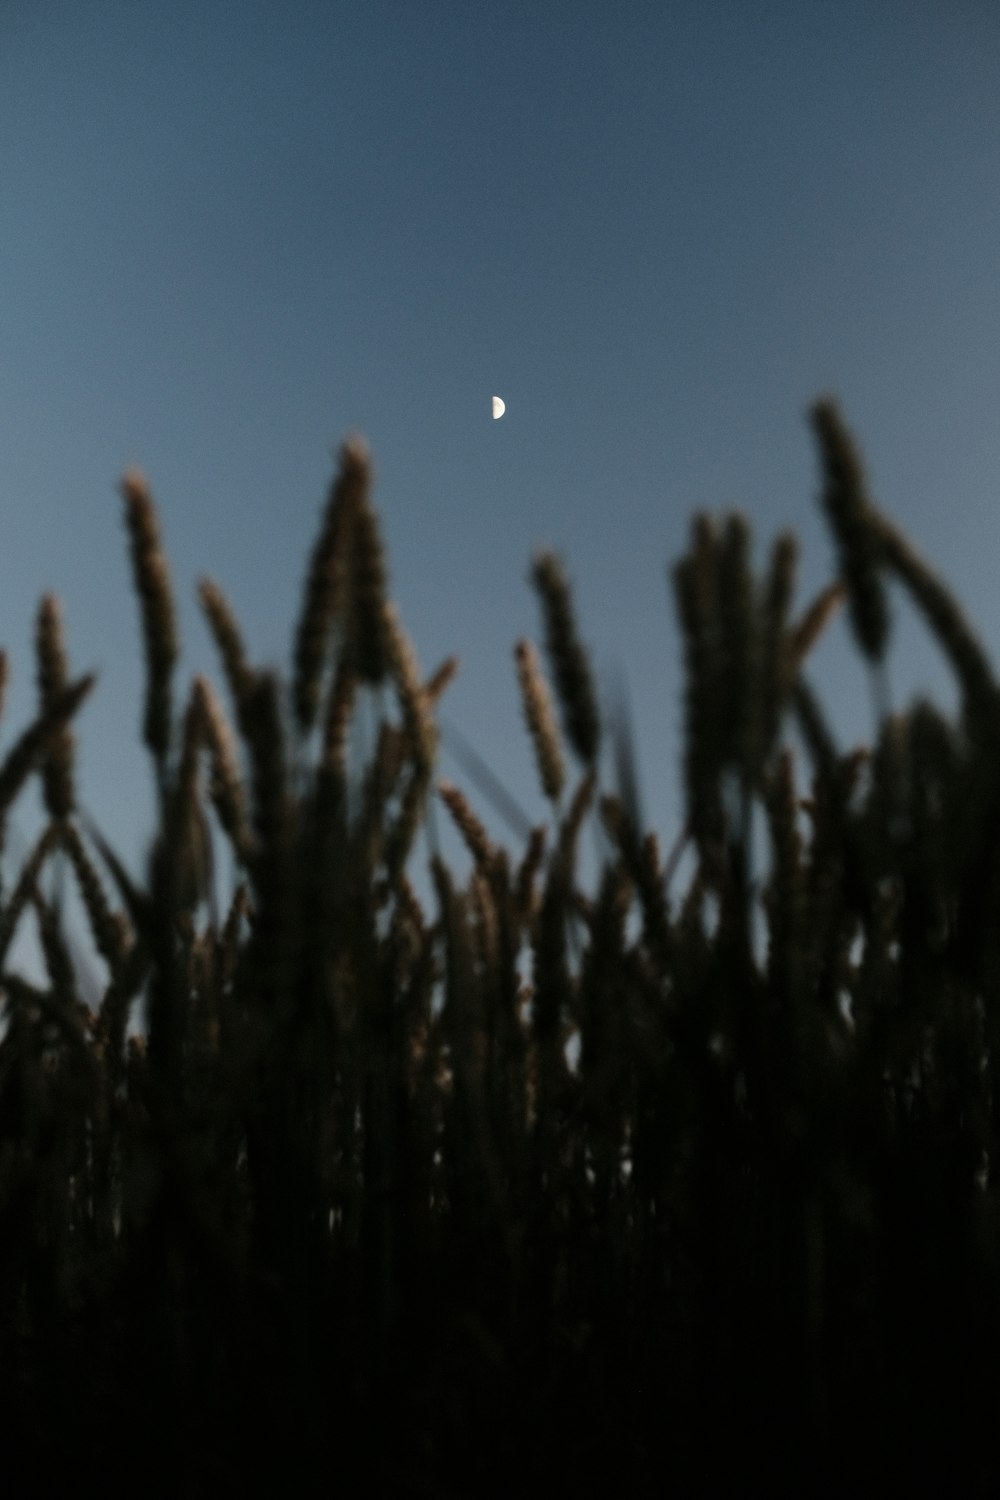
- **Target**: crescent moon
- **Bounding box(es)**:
[492,395,505,420]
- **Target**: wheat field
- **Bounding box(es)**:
[1,401,999,1496]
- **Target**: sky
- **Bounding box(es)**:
[2,0,1000,995]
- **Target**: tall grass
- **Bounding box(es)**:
[1,406,999,1496]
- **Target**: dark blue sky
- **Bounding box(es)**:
[3,1,1000,986]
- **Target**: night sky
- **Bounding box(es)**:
[3,1,999,990]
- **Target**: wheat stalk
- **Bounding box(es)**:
[515,638,566,804]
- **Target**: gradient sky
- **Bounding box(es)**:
[3,1,1000,992]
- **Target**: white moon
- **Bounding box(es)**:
[492,395,505,420]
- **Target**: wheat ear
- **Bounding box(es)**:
[244,668,293,880]
[177,685,210,907]
[758,531,798,772]
[346,453,393,686]
[514,825,548,928]
[425,655,460,707]
[382,601,438,772]
[383,763,433,889]
[292,436,369,734]
[197,576,257,739]
[241,672,299,1009]
[599,794,671,964]
[718,511,763,794]
[35,594,77,823]
[438,780,495,872]
[350,722,407,880]
[531,550,601,765]
[789,582,847,672]
[557,768,597,877]
[121,468,179,788]
[0,675,96,881]
[760,746,806,986]
[58,820,130,974]
[809,398,890,669]
[870,510,997,720]
[515,639,566,804]
[673,516,726,855]
[194,673,254,868]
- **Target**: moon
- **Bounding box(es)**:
[492,395,505,420]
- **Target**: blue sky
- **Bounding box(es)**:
[2,1,1000,991]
